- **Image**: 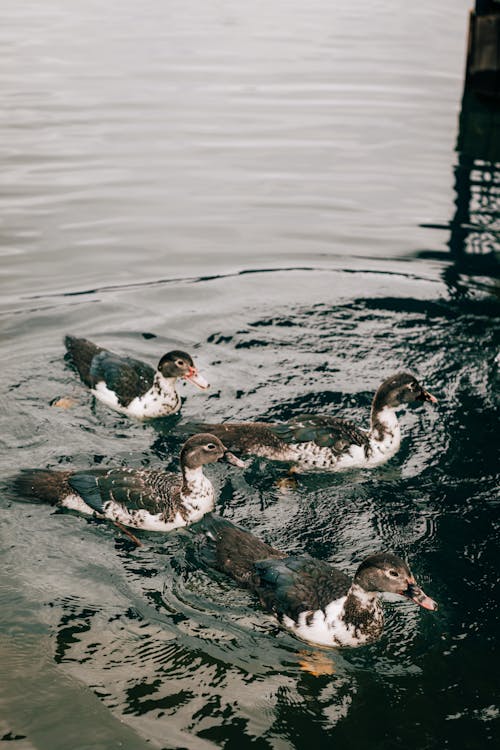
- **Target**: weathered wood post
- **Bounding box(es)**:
[465,1,500,97]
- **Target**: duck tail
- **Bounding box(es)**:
[12,469,71,505]
[64,335,102,386]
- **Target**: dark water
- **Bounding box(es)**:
[1,1,499,749]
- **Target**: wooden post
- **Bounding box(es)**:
[465,2,500,98]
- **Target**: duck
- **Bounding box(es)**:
[181,372,437,471]
[64,335,209,418]
[188,514,438,648]
[14,434,245,533]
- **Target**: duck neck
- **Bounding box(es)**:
[369,398,401,444]
[153,371,178,398]
[181,465,206,496]
[339,583,381,633]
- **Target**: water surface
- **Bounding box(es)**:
[1,1,499,749]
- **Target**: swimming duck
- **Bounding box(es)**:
[64,335,209,418]
[189,514,437,647]
[14,435,245,533]
[183,372,437,471]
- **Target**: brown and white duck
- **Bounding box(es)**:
[14,435,245,533]
[183,372,437,472]
[64,335,209,418]
[189,514,438,647]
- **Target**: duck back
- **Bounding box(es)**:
[189,514,285,586]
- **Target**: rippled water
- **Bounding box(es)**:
[1,1,499,749]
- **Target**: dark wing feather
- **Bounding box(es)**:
[183,415,369,457]
[179,422,288,454]
[189,514,284,586]
[253,556,352,622]
[68,469,180,517]
[270,415,370,454]
[89,352,155,406]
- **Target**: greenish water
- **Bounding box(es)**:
[1,1,499,749]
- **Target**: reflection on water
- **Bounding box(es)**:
[1,0,499,748]
[449,91,500,264]
[419,85,500,297]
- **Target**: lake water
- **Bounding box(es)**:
[1,1,499,749]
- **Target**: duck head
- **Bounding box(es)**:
[180,433,246,470]
[373,372,437,412]
[354,552,437,610]
[157,350,209,390]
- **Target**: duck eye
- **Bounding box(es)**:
[388,569,399,578]
[206,443,216,450]
[176,359,185,367]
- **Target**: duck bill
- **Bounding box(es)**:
[183,367,209,390]
[221,451,246,468]
[418,389,438,404]
[402,581,438,611]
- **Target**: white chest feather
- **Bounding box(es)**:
[366,406,401,466]
[282,588,383,647]
[179,467,215,522]
[92,373,180,419]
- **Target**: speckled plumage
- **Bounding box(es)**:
[70,468,199,520]
[14,466,213,531]
[185,416,382,471]
[64,336,207,418]
[253,555,352,622]
[185,372,436,471]
[253,556,386,646]
[188,516,436,647]
[14,435,243,533]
